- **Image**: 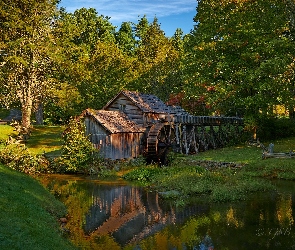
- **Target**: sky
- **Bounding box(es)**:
[58,0,198,37]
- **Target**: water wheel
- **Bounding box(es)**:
[146,123,176,164]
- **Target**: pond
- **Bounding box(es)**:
[39,175,295,250]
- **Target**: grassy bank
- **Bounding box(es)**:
[0,162,75,250]
[123,139,295,205]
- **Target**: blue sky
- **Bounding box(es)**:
[59,0,198,37]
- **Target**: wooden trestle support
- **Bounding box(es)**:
[146,115,243,164]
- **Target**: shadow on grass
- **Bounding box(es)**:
[25,126,64,154]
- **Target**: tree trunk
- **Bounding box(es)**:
[35,102,44,125]
[21,88,33,138]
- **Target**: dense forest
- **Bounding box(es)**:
[1,0,295,138]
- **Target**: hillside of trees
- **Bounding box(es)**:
[1,0,295,139]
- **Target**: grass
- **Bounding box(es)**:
[0,125,18,142]
[25,125,64,156]
[0,162,75,250]
[0,124,64,155]
[0,125,75,249]
[124,137,295,204]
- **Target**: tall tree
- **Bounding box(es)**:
[51,8,118,115]
[79,40,132,109]
[131,17,182,101]
[134,15,150,42]
[115,22,136,56]
[184,0,295,119]
[0,0,59,133]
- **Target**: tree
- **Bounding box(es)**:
[0,0,59,133]
[184,0,295,119]
[52,8,119,114]
[130,17,183,101]
[115,22,136,56]
[134,15,150,42]
[79,40,133,109]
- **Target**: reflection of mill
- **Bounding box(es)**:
[84,185,207,246]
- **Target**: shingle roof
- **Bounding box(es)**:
[82,109,145,133]
[104,90,189,115]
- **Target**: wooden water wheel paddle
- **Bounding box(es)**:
[147,123,176,164]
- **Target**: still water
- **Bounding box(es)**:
[39,175,295,250]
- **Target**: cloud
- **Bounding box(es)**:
[59,0,197,23]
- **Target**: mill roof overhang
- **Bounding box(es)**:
[82,109,145,134]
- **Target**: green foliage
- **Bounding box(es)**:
[0,108,10,120]
[131,17,183,101]
[51,7,119,115]
[245,158,295,180]
[0,0,60,131]
[96,168,118,180]
[123,165,162,184]
[183,0,295,117]
[115,21,136,56]
[0,142,50,174]
[54,118,99,173]
[123,162,275,204]
[0,125,63,174]
[256,117,295,140]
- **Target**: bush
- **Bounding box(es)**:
[0,142,50,174]
[256,117,295,140]
[53,117,100,173]
[123,165,161,184]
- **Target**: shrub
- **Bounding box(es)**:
[123,165,161,183]
[256,117,295,140]
[0,142,50,174]
[53,117,100,173]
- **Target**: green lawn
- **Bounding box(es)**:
[0,125,18,141]
[0,124,64,154]
[0,163,76,250]
[25,125,64,155]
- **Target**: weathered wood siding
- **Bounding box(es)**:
[104,93,145,126]
[84,116,144,160]
[107,133,143,159]
[84,116,110,145]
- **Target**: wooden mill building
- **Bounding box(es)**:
[81,90,243,162]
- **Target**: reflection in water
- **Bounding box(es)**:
[39,176,295,250]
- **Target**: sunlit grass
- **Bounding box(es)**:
[0,125,18,141]
[26,125,64,155]
[124,137,295,204]
[0,124,64,155]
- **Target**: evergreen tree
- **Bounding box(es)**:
[116,22,136,56]
[131,17,182,101]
